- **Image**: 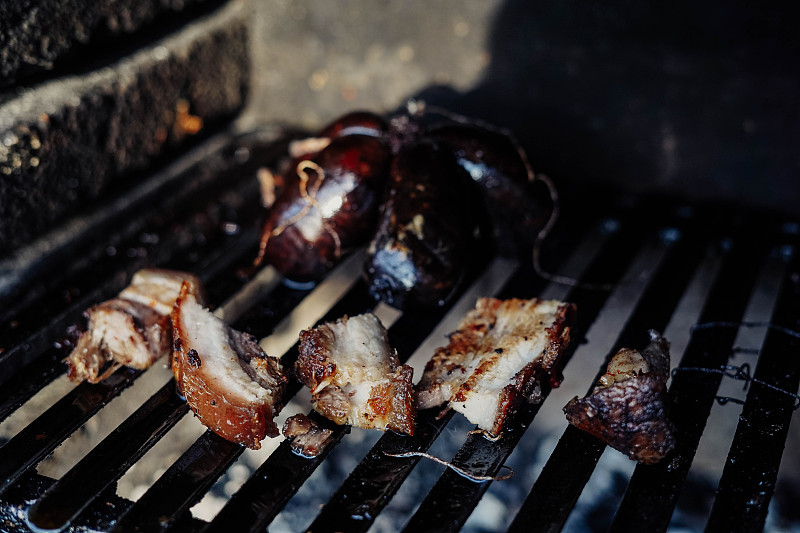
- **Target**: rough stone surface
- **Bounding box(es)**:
[0,0,213,86]
[0,0,248,254]
[243,0,497,129]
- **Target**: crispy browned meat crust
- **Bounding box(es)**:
[65,269,203,383]
[282,414,334,458]
[296,313,415,435]
[172,282,287,449]
[417,297,576,435]
[563,330,676,464]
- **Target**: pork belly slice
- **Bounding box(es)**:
[66,269,204,383]
[172,282,287,449]
[119,268,206,315]
[563,330,675,464]
[282,414,334,458]
[417,298,575,435]
[296,313,415,435]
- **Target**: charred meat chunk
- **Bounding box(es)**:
[296,313,415,435]
[66,269,204,383]
[318,110,388,141]
[287,110,388,166]
[417,297,575,435]
[364,140,486,309]
[256,134,391,281]
[563,330,676,464]
[427,122,552,255]
[282,414,334,458]
[171,282,287,449]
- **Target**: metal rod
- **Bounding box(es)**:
[508,210,713,533]
[0,367,143,496]
[608,230,773,532]
[408,209,664,533]
[706,245,800,531]
[110,430,244,533]
[26,380,189,531]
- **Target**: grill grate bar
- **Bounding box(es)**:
[2,471,136,533]
[0,367,142,496]
[301,257,526,533]
[26,380,189,531]
[607,228,773,531]
[201,410,351,533]
[200,287,464,531]
[706,245,800,530]
[508,212,711,533]
[0,351,64,425]
[110,430,244,533]
[0,227,264,503]
[110,274,378,531]
[407,209,688,533]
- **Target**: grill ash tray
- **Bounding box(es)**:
[1,128,799,533]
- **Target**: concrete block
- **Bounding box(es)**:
[0,0,248,253]
[0,0,213,86]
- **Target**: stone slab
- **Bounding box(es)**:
[0,0,248,253]
[0,0,213,86]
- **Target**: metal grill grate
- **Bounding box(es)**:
[1,129,798,533]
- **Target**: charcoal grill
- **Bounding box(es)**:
[0,127,798,533]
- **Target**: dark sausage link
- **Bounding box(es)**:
[427,122,552,256]
[257,134,391,281]
[364,140,486,309]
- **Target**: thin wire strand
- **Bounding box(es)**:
[691,320,800,340]
[532,174,614,290]
[672,363,800,409]
[383,451,514,483]
[672,320,800,409]
[296,160,342,258]
[254,159,339,267]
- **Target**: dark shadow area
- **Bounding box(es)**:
[415,0,800,217]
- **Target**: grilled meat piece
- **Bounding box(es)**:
[364,140,486,309]
[66,269,204,383]
[318,110,388,141]
[171,282,287,449]
[296,313,415,435]
[417,298,575,435]
[563,330,676,464]
[282,414,334,458]
[256,134,391,281]
[286,111,387,180]
[427,122,552,256]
